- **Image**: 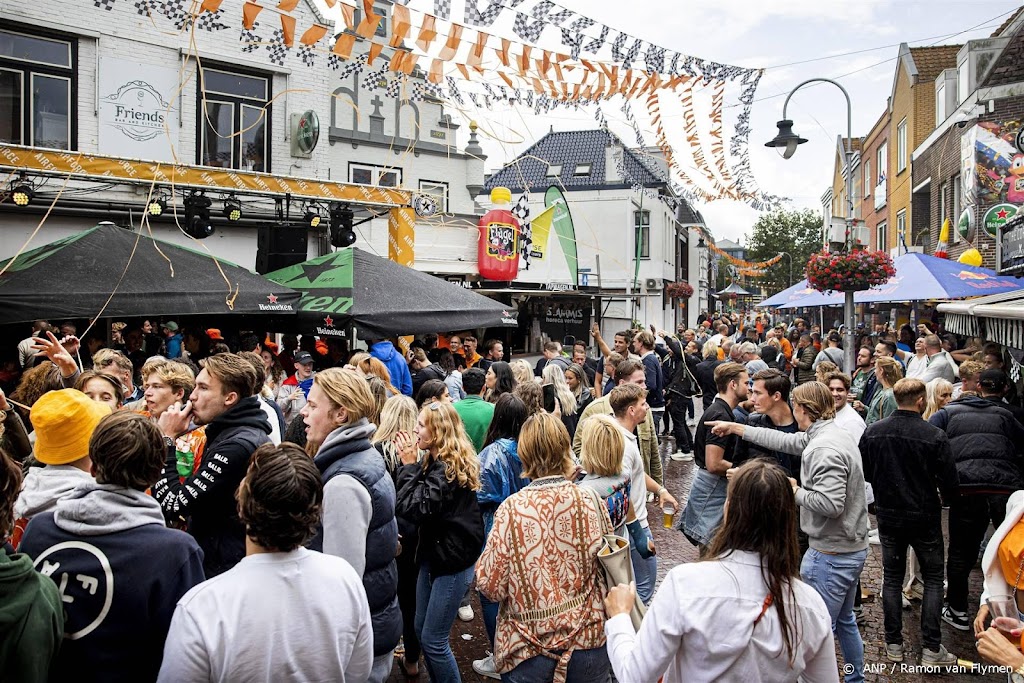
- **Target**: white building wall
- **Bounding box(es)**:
[0,0,486,271]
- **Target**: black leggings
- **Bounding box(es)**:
[397,545,421,664]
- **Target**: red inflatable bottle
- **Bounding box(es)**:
[477,187,520,280]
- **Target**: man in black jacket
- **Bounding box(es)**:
[929,368,1024,631]
[860,378,959,664]
[154,353,271,577]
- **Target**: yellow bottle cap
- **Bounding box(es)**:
[490,187,512,205]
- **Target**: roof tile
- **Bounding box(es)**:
[908,45,962,82]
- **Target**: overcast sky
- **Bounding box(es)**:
[438,0,1022,243]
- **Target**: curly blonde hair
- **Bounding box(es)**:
[349,352,401,397]
[509,359,534,387]
[419,402,480,490]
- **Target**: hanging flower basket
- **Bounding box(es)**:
[805,250,895,293]
[665,281,694,299]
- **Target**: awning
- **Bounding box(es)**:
[937,289,1024,348]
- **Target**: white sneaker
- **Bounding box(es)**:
[868,528,880,545]
[472,653,501,680]
[670,451,694,462]
[457,604,474,622]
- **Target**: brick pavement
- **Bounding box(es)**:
[388,427,1002,682]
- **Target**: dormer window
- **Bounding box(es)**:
[545,164,561,178]
[573,163,592,176]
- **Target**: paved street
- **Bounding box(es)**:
[389,423,1001,682]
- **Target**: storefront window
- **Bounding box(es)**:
[0,28,74,149]
[199,67,270,172]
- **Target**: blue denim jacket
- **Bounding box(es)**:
[477,438,529,538]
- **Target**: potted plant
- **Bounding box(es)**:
[665,281,695,299]
[805,249,895,293]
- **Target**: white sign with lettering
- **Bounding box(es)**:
[98,57,179,161]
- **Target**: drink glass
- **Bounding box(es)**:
[987,595,1023,643]
[662,504,675,529]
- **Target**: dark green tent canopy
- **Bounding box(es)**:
[265,248,519,337]
[0,224,301,325]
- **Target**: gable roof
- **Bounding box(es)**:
[908,45,963,81]
[715,238,743,251]
[992,6,1024,37]
[483,129,666,193]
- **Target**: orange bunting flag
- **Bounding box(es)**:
[366,41,384,65]
[416,14,437,52]
[456,62,472,81]
[200,0,223,13]
[340,2,355,30]
[516,45,531,76]
[333,32,356,59]
[467,31,488,69]
[276,0,298,11]
[279,14,296,46]
[428,57,444,83]
[356,0,382,39]
[299,24,329,46]
[438,23,463,61]
[389,3,411,48]
[388,49,405,73]
[242,1,263,29]
[495,38,512,67]
[499,72,515,88]
[400,50,418,74]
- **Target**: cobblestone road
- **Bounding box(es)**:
[388,421,1001,682]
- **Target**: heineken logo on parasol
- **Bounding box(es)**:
[258,293,294,311]
[316,314,346,337]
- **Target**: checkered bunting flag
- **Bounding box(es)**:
[465,0,504,27]
[240,25,262,53]
[298,45,315,67]
[265,28,288,66]
[433,0,452,20]
[385,76,403,98]
[328,53,342,71]
[196,9,229,32]
[95,0,115,10]
[512,192,533,271]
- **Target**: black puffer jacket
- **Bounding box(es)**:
[396,459,484,575]
[929,395,1024,494]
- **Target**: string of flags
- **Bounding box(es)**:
[92,0,780,210]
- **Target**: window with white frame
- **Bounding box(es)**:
[418,180,448,213]
[863,158,871,197]
[953,174,962,242]
[936,82,946,123]
[545,164,561,178]
[199,67,270,171]
[0,28,74,150]
[897,209,907,246]
[877,221,888,251]
[634,210,650,259]
[877,142,887,183]
[349,163,401,187]
[573,163,591,176]
[896,119,907,174]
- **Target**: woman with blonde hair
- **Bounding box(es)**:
[513,380,544,417]
[542,363,579,437]
[923,377,953,421]
[868,356,903,425]
[350,352,402,397]
[395,401,484,683]
[814,360,838,385]
[476,412,611,682]
[371,394,423,678]
[509,359,534,388]
[301,368,402,681]
[577,414,629,534]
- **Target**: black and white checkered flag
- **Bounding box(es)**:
[512,192,533,271]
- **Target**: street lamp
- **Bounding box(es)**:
[765,77,857,373]
[778,251,794,288]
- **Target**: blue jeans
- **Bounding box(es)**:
[801,548,867,683]
[479,590,499,645]
[415,563,475,683]
[499,646,610,683]
[630,542,657,605]
[680,468,727,547]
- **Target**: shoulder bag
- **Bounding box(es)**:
[583,487,647,631]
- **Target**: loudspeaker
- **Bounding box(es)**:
[256,225,308,274]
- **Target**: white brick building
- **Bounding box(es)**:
[0,0,486,273]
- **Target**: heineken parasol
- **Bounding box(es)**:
[265,248,518,337]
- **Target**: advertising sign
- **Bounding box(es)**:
[1000,214,1024,276]
[98,57,179,161]
[539,300,591,342]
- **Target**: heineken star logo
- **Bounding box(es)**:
[267,293,279,303]
[998,208,1009,219]
[324,315,334,327]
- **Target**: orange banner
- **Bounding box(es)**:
[0,145,410,207]
[388,207,416,355]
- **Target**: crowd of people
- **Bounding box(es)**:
[1,310,1023,682]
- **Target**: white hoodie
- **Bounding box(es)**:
[13,465,92,520]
